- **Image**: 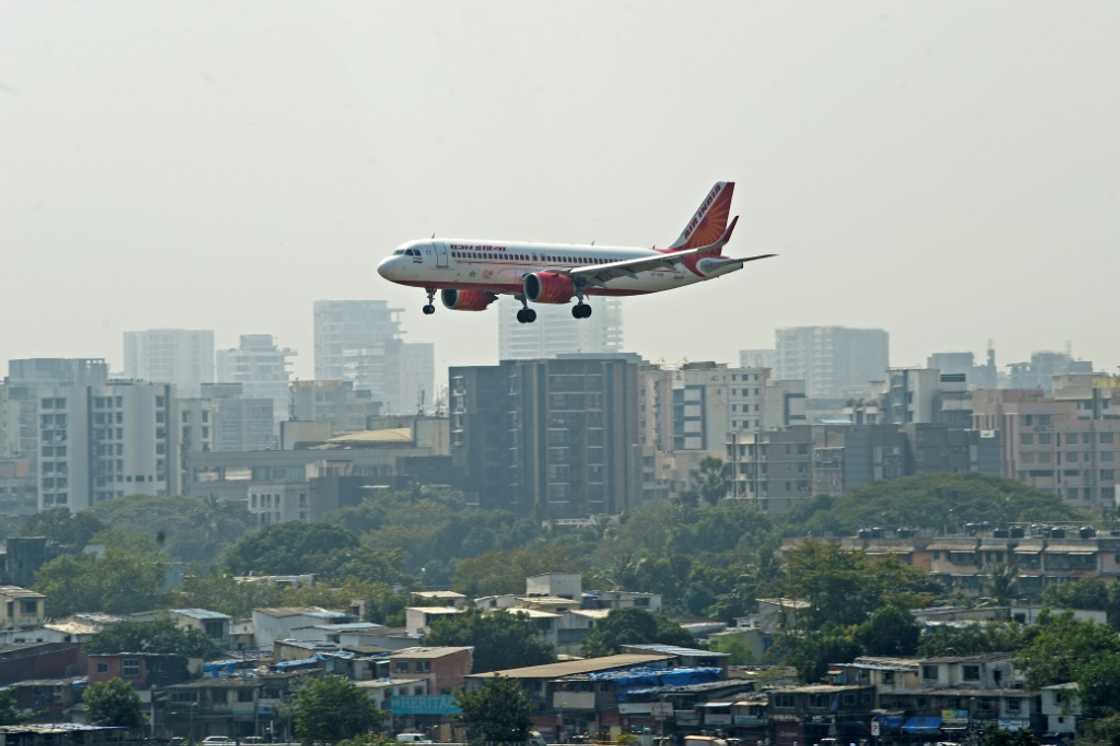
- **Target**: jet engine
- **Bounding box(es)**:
[523,272,575,304]
[440,288,497,311]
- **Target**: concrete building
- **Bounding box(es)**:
[497,295,623,361]
[341,340,435,416]
[1007,350,1094,393]
[251,607,351,652]
[726,425,815,513]
[216,335,295,430]
[289,380,381,435]
[449,354,641,518]
[775,326,890,399]
[672,363,773,455]
[4,361,178,510]
[927,346,998,390]
[739,349,777,370]
[973,386,1120,508]
[885,369,973,428]
[0,458,36,517]
[0,586,46,632]
[313,299,402,381]
[123,328,214,396]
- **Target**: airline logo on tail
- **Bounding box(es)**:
[668,181,735,251]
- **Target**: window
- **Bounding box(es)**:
[121,658,141,678]
[922,665,939,681]
[96,662,109,673]
[237,689,254,702]
[1006,697,1021,714]
[1020,433,1035,445]
[963,664,980,681]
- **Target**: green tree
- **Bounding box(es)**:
[84,678,144,729]
[291,675,382,744]
[917,622,1029,657]
[854,606,920,656]
[34,546,166,616]
[580,608,694,657]
[19,508,105,549]
[1041,577,1120,628]
[679,457,731,507]
[1076,653,1120,717]
[799,474,1085,536]
[452,543,589,597]
[456,676,532,745]
[92,495,254,566]
[783,541,937,630]
[782,628,862,683]
[1081,713,1120,746]
[425,609,554,674]
[86,620,220,658]
[0,689,23,725]
[1015,612,1120,688]
[224,522,360,576]
[976,728,1040,746]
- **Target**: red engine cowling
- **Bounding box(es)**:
[523,272,574,304]
[440,288,497,311]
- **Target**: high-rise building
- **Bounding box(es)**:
[200,383,274,452]
[313,300,401,381]
[289,380,382,435]
[927,346,998,390]
[449,354,641,518]
[739,349,777,370]
[1006,351,1094,393]
[343,341,435,415]
[216,335,295,429]
[497,296,623,361]
[123,329,215,396]
[775,326,890,399]
[5,360,179,511]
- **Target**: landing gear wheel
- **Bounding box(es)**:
[423,288,436,315]
[516,308,537,324]
[572,303,592,319]
[422,304,435,315]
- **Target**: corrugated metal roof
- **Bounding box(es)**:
[468,653,673,679]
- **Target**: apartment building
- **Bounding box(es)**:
[775,326,889,399]
[123,328,214,396]
[216,334,295,429]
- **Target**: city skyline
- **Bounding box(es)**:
[4,3,1119,379]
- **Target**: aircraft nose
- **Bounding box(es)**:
[377,256,394,279]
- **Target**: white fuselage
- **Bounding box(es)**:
[376,238,733,297]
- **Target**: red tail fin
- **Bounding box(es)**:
[668,181,735,251]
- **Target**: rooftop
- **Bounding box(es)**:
[0,724,125,735]
[390,646,473,659]
[408,606,466,615]
[324,428,413,445]
[468,653,673,680]
[920,652,1013,664]
[171,608,231,621]
[355,677,425,689]
[772,684,872,694]
[255,606,346,619]
[0,586,45,600]
[757,597,810,609]
[622,644,729,659]
[503,608,563,620]
[411,591,467,600]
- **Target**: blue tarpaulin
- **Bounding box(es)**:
[586,667,723,701]
[902,717,943,734]
[877,716,905,732]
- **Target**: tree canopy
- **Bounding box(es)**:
[456,676,532,745]
[84,679,144,729]
[853,605,920,656]
[34,546,166,616]
[92,495,254,566]
[18,508,105,549]
[580,608,694,657]
[1015,612,1120,689]
[291,675,382,744]
[796,474,1085,536]
[425,609,555,673]
[85,620,220,658]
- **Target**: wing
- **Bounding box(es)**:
[568,246,713,285]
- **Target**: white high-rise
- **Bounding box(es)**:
[775,326,890,399]
[497,297,623,361]
[216,334,295,429]
[123,329,215,396]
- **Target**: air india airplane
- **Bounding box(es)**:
[376,181,775,323]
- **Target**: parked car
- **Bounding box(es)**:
[396,734,433,744]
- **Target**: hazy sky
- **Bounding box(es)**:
[3,1,1118,383]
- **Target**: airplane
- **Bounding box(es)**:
[376,181,776,323]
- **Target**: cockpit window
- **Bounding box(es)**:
[393,249,404,255]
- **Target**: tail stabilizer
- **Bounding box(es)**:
[668,181,735,252]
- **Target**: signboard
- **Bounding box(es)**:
[870,721,880,737]
[705,713,732,726]
[998,719,1030,732]
[651,702,674,719]
[619,703,653,715]
[942,709,969,726]
[390,695,462,717]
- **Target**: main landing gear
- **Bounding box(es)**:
[422,288,436,315]
[571,302,592,319]
[516,295,537,324]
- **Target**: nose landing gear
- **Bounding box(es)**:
[422,288,436,315]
